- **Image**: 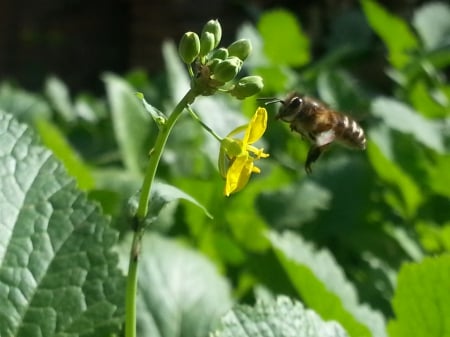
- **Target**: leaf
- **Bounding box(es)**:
[117,233,232,337]
[0,83,51,123]
[257,180,331,229]
[366,140,422,218]
[35,118,95,190]
[269,231,387,337]
[413,2,450,50]
[361,0,419,68]
[371,97,445,153]
[103,72,152,175]
[45,76,76,123]
[136,92,167,125]
[213,296,349,337]
[258,9,311,66]
[128,181,213,226]
[388,255,450,337]
[0,112,125,337]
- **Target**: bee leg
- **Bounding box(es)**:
[305,145,325,174]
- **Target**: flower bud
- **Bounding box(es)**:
[227,39,252,61]
[209,47,228,60]
[200,31,215,58]
[229,76,264,99]
[206,58,221,72]
[201,19,222,48]
[178,32,200,64]
[211,56,242,83]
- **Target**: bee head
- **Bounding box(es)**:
[276,94,303,122]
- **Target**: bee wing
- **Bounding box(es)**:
[315,129,336,147]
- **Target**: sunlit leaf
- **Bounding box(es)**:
[258,9,311,66]
[35,118,94,190]
[269,231,387,337]
[0,112,125,337]
[213,296,349,337]
[388,255,450,337]
[361,0,419,68]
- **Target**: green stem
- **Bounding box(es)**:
[187,105,222,142]
[125,88,197,337]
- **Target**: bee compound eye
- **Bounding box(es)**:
[290,96,302,109]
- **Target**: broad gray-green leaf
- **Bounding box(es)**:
[0,112,125,337]
[413,2,450,50]
[371,97,445,153]
[118,233,232,337]
[0,83,51,123]
[269,231,387,337]
[103,73,152,175]
[213,296,349,337]
[128,181,212,226]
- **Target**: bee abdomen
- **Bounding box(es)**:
[336,115,366,150]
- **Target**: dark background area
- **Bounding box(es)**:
[0,0,431,93]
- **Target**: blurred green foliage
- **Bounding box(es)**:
[1,1,450,336]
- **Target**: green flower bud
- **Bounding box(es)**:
[229,76,264,99]
[206,58,221,72]
[178,32,200,64]
[212,56,242,83]
[209,47,228,60]
[227,39,252,61]
[200,31,215,57]
[201,19,222,48]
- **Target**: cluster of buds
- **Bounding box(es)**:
[178,19,263,99]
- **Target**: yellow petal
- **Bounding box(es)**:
[224,155,253,196]
[244,107,268,144]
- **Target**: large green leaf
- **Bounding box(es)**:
[0,112,125,337]
[388,255,450,337]
[269,231,387,337]
[118,233,232,337]
[214,296,349,337]
[103,73,152,175]
[361,0,419,68]
[258,9,311,67]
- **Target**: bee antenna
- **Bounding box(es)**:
[257,97,285,106]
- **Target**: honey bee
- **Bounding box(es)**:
[266,92,366,174]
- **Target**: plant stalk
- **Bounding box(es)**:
[125,88,197,337]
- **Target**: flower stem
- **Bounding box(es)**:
[187,105,222,142]
[125,88,197,337]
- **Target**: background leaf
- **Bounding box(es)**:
[412,2,450,50]
[258,9,311,67]
[0,112,125,337]
[214,296,349,337]
[103,72,153,175]
[361,0,419,68]
[117,233,232,337]
[388,255,450,337]
[269,231,387,337]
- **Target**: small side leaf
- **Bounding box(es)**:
[45,76,75,123]
[388,255,450,337]
[129,181,212,226]
[269,231,387,337]
[0,112,125,337]
[136,92,167,126]
[213,296,349,337]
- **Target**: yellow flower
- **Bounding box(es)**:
[219,107,270,196]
